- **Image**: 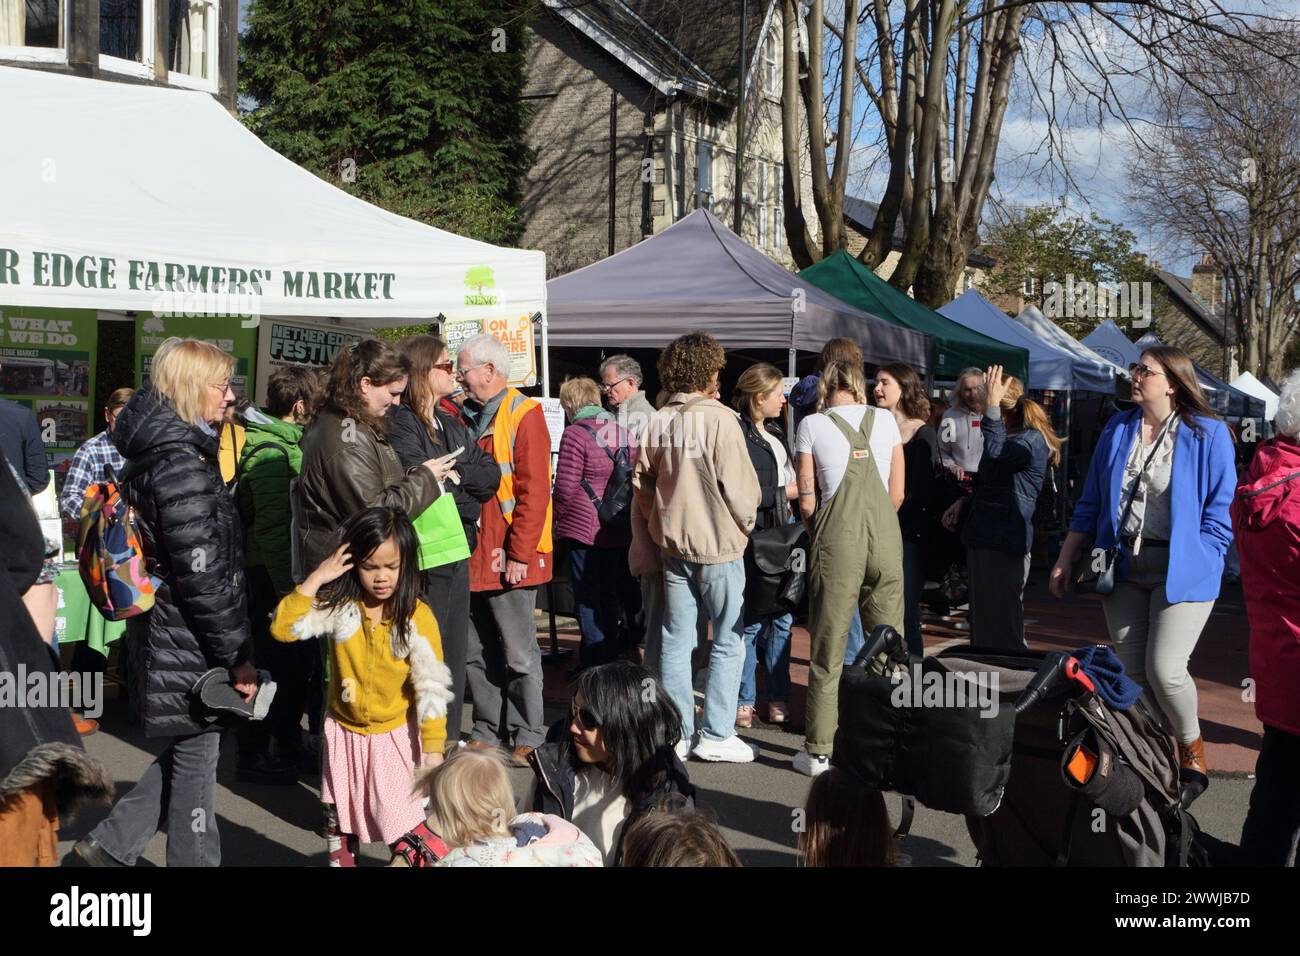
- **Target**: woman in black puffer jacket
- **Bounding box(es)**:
[75,338,253,868]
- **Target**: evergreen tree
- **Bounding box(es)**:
[239,0,535,246]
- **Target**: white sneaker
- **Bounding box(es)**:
[692,734,758,763]
[674,737,693,762]
[792,749,831,777]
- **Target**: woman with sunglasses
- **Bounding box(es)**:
[1049,346,1235,807]
[521,661,695,865]
[388,335,501,745]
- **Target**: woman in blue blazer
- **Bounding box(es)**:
[1050,346,1235,807]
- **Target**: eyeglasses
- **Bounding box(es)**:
[1129,364,1167,381]
[600,377,631,393]
[570,698,599,732]
[456,363,489,381]
[210,381,232,394]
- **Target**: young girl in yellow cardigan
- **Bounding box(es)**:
[272,506,453,866]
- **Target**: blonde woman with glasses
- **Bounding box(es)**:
[75,338,253,867]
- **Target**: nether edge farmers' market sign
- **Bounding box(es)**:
[0,248,544,324]
[0,306,97,461]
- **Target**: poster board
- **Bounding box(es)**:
[0,306,98,466]
[254,319,369,405]
[135,314,258,398]
[442,313,537,388]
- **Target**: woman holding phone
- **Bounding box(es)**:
[390,336,501,745]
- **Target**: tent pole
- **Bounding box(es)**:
[539,309,550,399]
[787,346,796,435]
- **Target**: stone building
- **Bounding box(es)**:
[1152,256,1234,379]
[522,0,815,277]
[0,0,237,106]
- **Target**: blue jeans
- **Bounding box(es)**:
[659,556,747,742]
[844,610,865,666]
[739,612,793,707]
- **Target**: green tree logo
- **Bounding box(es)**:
[465,265,495,296]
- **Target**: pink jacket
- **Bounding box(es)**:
[553,413,634,548]
[1231,437,1300,736]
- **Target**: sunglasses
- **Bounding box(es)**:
[570,698,600,732]
[433,361,455,373]
[1129,363,1167,381]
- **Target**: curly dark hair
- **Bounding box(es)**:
[657,331,726,396]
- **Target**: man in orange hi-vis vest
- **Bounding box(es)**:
[454,333,553,767]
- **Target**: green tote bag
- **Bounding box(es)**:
[412,493,471,570]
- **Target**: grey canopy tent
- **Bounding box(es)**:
[544,209,931,372]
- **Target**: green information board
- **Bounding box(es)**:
[0,306,99,463]
[135,313,258,398]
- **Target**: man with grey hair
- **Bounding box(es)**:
[938,367,987,480]
[600,353,655,440]
[455,333,554,766]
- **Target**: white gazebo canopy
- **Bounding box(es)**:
[1231,372,1280,419]
[1014,304,1128,383]
[0,66,545,326]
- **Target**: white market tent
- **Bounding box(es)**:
[1080,319,1142,369]
[939,290,1113,392]
[0,66,545,329]
[1231,372,1279,419]
[1013,304,1127,384]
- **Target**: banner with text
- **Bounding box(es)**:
[0,306,97,458]
[254,319,369,405]
[443,314,537,388]
[135,314,258,399]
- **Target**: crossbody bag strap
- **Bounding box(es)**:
[1111,414,1176,550]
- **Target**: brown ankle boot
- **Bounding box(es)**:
[1177,736,1209,808]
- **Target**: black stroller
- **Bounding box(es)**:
[833,627,1207,866]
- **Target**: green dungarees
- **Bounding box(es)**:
[805,407,904,755]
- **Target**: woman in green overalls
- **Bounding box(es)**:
[792,360,906,777]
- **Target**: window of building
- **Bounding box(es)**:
[100,0,154,76]
[696,140,713,212]
[774,203,784,251]
[1023,276,1036,296]
[168,0,218,88]
[0,0,64,60]
[963,269,976,293]
[757,162,769,247]
[763,31,779,96]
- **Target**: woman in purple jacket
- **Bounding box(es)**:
[554,377,641,668]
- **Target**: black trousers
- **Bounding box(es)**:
[422,558,471,746]
[1240,724,1300,866]
[238,565,316,761]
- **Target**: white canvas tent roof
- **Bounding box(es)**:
[1014,304,1127,384]
[1231,372,1279,419]
[0,67,545,325]
[938,290,1112,391]
[1080,319,1142,369]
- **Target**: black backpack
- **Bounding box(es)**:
[576,419,634,529]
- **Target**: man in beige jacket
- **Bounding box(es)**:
[634,332,760,763]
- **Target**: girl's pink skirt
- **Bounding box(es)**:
[322,716,426,846]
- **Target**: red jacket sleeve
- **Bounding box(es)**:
[505,405,552,564]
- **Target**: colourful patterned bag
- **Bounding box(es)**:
[77,462,161,620]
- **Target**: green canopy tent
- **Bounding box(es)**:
[800,251,1030,382]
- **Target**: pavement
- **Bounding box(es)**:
[59,577,1264,867]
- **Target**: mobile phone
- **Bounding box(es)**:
[441,446,465,459]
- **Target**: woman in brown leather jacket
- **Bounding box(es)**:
[297,340,456,574]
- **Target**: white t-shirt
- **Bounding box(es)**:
[795,405,901,501]
[570,768,630,865]
[758,425,796,484]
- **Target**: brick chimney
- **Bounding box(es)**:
[1191,253,1222,313]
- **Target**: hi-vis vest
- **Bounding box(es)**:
[491,387,553,554]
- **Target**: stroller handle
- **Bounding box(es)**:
[1013,652,1095,714]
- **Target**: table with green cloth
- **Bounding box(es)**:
[54,565,126,656]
